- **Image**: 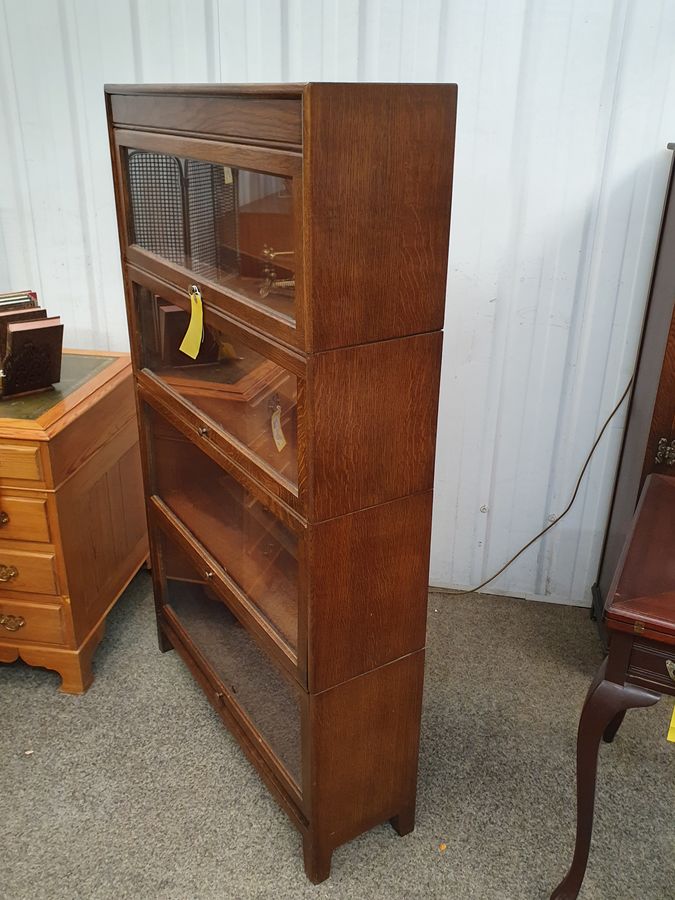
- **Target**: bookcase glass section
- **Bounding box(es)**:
[147,406,299,651]
[124,149,296,322]
[134,284,298,486]
[161,534,302,786]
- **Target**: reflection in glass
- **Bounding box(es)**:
[164,548,301,785]
[136,286,298,486]
[126,150,296,320]
[149,408,299,649]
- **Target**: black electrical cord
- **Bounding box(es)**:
[468,374,635,594]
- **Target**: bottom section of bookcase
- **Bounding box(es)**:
[159,610,424,883]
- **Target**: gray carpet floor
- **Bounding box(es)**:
[2,573,673,899]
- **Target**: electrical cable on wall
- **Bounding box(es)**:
[468,374,636,594]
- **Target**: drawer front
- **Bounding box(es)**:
[0,597,65,645]
[629,640,675,691]
[0,443,42,482]
[0,494,50,542]
[0,547,58,595]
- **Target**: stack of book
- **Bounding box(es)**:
[0,291,63,398]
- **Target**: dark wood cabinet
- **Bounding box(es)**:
[594,144,675,631]
[105,82,456,882]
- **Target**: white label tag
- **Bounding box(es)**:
[271,406,286,452]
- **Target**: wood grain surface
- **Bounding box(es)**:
[309,331,443,521]
[110,94,302,147]
[305,83,455,351]
[308,491,432,691]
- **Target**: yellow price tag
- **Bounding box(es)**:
[668,704,675,744]
[179,288,203,360]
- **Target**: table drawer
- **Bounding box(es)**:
[629,640,675,691]
[0,547,58,595]
[0,494,50,542]
[0,443,42,482]
[0,597,65,645]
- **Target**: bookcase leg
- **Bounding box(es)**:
[157,627,173,653]
[303,833,332,884]
[390,803,416,837]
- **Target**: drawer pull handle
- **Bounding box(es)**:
[0,613,25,631]
[0,511,9,526]
[197,426,210,437]
[204,570,214,580]
[0,565,18,582]
[666,660,675,683]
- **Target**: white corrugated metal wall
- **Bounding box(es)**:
[1,0,674,605]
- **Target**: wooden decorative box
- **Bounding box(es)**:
[0,351,148,692]
[105,82,456,881]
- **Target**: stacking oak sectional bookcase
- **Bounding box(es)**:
[105,82,456,881]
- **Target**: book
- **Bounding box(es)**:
[0,291,40,313]
[0,317,64,397]
[0,307,48,355]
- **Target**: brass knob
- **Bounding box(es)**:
[0,613,25,631]
[666,660,675,683]
[0,565,18,582]
[204,570,214,580]
[198,426,210,437]
[0,511,9,526]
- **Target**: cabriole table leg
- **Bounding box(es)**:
[551,662,660,900]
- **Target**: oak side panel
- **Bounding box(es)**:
[308,650,424,851]
[48,373,137,488]
[308,491,432,692]
[309,331,443,521]
[56,418,147,645]
[305,83,456,350]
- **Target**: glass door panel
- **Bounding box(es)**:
[124,149,296,322]
[162,536,302,786]
[135,284,298,486]
[148,408,299,651]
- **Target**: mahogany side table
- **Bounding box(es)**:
[552,474,675,899]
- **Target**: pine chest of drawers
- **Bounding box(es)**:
[106,82,456,881]
[0,351,148,692]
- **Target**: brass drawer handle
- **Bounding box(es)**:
[0,613,25,631]
[197,426,210,438]
[0,565,18,582]
[666,660,675,683]
[0,511,9,526]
